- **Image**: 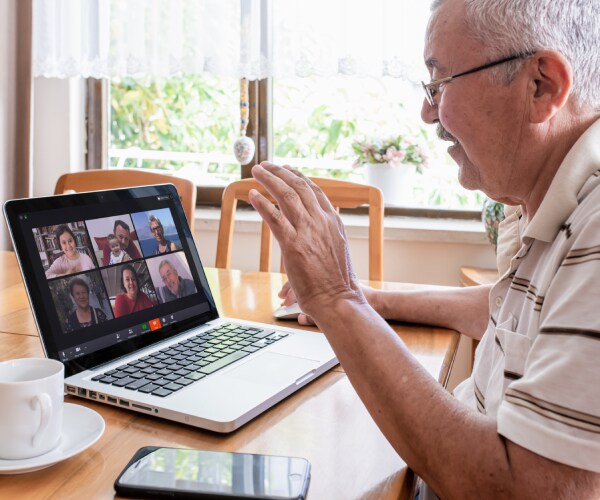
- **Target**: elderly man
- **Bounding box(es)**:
[157,259,196,303]
[248,0,600,497]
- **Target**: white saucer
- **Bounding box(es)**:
[0,403,105,474]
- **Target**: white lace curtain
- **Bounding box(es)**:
[33,0,430,81]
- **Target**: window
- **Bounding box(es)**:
[272,76,484,210]
[33,0,483,212]
[107,73,483,211]
[109,75,241,186]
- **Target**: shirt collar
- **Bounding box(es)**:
[496,204,522,277]
[523,118,600,242]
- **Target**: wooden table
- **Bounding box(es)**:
[0,251,459,499]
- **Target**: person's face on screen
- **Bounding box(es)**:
[71,284,89,310]
[150,220,164,242]
[109,238,121,256]
[123,269,138,299]
[115,225,131,249]
[59,231,77,259]
[160,263,179,295]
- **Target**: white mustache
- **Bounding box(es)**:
[437,124,458,143]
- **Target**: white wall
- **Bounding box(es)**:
[32,77,86,197]
[0,0,16,249]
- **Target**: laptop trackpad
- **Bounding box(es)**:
[228,352,319,386]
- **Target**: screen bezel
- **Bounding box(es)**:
[4,184,220,376]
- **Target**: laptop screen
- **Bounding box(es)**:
[4,184,219,376]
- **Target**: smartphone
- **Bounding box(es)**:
[114,446,311,499]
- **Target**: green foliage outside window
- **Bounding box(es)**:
[110,76,483,208]
[275,104,356,159]
[110,75,239,175]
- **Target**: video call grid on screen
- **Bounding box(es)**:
[35,207,200,335]
[7,187,217,371]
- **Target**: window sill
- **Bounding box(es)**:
[195,207,489,245]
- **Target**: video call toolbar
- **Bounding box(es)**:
[58,303,212,362]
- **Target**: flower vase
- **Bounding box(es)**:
[364,162,415,206]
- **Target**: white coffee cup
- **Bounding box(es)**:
[0,358,64,460]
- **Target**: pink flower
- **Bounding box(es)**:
[385,146,406,166]
[352,132,429,170]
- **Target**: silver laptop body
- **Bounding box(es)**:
[4,184,337,432]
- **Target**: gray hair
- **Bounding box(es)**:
[148,214,162,227]
[158,259,175,273]
[431,0,600,109]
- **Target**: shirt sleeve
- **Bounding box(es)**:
[81,253,96,271]
[45,255,66,278]
[497,211,600,472]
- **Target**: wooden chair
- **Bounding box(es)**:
[215,177,384,281]
[54,169,197,233]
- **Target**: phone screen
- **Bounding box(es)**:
[116,447,310,499]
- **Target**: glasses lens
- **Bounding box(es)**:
[422,82,434,106]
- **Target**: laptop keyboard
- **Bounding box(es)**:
[91,323,289,398]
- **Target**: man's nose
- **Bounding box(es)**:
[420,98,438,124]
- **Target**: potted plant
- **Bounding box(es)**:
[352,132,428,205]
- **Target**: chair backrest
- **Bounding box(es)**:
[54,169,197,233]
[216,177,384,281]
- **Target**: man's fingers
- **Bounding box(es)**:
[256,163,325,220]
[288,168,336,214]
[247,188,295,242]
[298,313,316,326]
[278,281,298,306]
[278,281,292,299]
[282,289,297,306]
[251,164,309,226]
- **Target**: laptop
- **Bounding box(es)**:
[4,184,337,432]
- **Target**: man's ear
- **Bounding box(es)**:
[528,50,573,123]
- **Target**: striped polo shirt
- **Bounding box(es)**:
[453,118,600,472]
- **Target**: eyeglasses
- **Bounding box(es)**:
[150,225,162,233]
[421,52,534,106]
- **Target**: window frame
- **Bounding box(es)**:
[85,78,107,171]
